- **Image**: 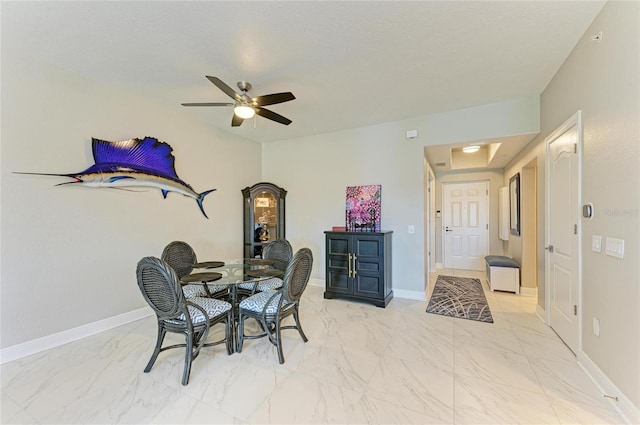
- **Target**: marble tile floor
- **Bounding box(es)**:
[1,269,626,424]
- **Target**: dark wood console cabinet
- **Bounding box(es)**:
[324,231,393,307]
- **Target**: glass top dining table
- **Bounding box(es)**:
[179,258,284,353]
[179,258,283,298]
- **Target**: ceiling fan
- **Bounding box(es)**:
[182,76,295,127]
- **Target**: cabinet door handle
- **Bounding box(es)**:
[352,254,357,277]
[348,253,353,277]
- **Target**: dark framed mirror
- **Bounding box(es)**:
[509,172,520,236]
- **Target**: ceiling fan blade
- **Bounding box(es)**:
[231,114,244,127]
[252,92,296,107]
[206,76,242,102]
[255,107,292,125]
[181,102,234,107]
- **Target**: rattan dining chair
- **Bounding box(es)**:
[236,247,313,364]
[161,241,227,299]
[263,238,293,276]
[136,256,232,385]
[238,239,293,296]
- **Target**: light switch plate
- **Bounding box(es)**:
[592,235,602,253]
[605,237,624,259]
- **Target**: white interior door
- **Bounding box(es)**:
[443,181,489,270]
[546,111,581,354]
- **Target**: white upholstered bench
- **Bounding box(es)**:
[485,255,520,294]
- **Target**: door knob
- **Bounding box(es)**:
[445,227,453,232]
[545,245,554,252]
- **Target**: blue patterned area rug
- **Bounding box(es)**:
[426,275,493,323]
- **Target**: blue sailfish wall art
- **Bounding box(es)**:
[14,137,216,218]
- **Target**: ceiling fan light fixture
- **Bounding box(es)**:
[234,104,255,119]
[462,145,481,153]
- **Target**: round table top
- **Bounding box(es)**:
[243,258,278,266]
[180,272,222,283]
[192,261,225,269]
[246,269,284,278]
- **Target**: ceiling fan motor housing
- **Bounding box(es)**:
[237,81,252,93]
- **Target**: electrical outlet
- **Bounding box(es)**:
[593,317,600,337]
[408,225,415,234]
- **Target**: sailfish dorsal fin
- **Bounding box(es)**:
[91,137,179,180]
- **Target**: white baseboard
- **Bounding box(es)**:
[0,306,153,365]
[393,289,427,301]
[520,286,537,297]
[536,305,547,324]
[309,277,324,288]
[309,278,425,301]
[578,350,639,424]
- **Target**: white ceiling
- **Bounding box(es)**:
[2,1,605,168]
[424,133,537,172]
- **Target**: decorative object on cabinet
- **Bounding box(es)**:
[509,173,520,236]
[242,182,286,258]
[13,137,216,218]
[324,230,392,307]
[255,197,270,208]
[345,185,381,232]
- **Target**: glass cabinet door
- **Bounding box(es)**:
[242,182,286,258]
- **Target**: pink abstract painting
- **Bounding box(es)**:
[346,185,381,232]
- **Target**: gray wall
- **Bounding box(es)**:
[1,52,263,348]
[262,97,539,299]
[505,0,639,409]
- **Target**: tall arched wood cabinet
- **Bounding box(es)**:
[242,182,287,258]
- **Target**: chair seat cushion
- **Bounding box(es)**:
[166,297,232,325]
[182,284,228,298]
[237,277,284,293]
[182,284,207,298]
[207,283,229,294]
[485,255,520,268]
[239,290,290,314]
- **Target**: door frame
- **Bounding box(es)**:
[441,179,490,271]
[521,160,538,296]
[544,110,583,352]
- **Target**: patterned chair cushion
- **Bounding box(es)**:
[207,283,228,294]
[237,277,283,293]
[182,284,207,298]
[236,281,257,291]
[166,297,232,325]
[239,290,290,314]
[182,284,227,298]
